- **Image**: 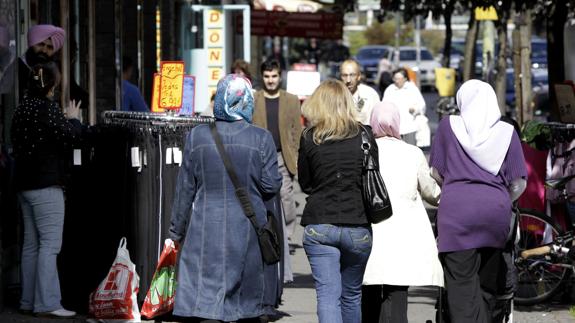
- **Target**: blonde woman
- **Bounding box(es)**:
[298,79,375,323]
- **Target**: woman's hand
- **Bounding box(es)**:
[65,99,81,120]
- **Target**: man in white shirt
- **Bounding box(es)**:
[340,59,381,125]
[383,68,427,146]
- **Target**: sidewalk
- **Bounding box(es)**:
[1,193,573,322]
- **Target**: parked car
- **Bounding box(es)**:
[355,45,392,84]
[530,38,548,69]
[387,46,441,89]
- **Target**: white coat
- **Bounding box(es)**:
[383,81,426,135]
[363,137,444,287]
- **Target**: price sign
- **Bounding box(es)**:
[159,61,185,110]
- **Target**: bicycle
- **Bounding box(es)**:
[515,228,574,305]
[514,174,575,305]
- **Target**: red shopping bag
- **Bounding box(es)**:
[141,239,178,319]
[88,237,140,322]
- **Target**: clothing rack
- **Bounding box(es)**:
[59,111,214,307]
[102,110,213,125]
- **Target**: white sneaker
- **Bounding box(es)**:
[37,308,76,318]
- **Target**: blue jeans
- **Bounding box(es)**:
[18,187,65,313]
[303,224,372,323]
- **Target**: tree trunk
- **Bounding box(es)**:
[520,10,533,125]
[495,17,508,116]
[463,13,479,81]
[441,1,454,68]
[546,1,568,121]
[513,9,533,126]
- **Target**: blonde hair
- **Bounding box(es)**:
[301,79,360,145]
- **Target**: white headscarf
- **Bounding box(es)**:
[449,79,513,175]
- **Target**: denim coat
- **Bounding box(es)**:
[169,120,282,321]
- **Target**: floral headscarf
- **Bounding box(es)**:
[213,74,254,123]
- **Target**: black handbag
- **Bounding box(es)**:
[360,126,393,223]
[210,123,281,265]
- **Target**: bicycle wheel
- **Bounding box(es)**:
[514,209,570,305]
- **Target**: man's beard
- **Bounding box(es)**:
[264,84,279,95]
[25,48,51,67]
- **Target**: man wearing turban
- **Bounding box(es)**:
[18,24,65,98]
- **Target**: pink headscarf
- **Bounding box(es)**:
[27,25,65,52]
[370,100,401,139]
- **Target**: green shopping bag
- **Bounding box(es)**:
[141,239,178,319]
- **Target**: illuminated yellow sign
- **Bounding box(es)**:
[206,9,224,87]
[159,61,185,110]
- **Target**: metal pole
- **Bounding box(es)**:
[115,0,123,110]
[60,0,70,112]
[137,0,144,91]
[74,0,80,83]
[394,12,400,66]
[88,0,97,125]
[243,6,250,62]
[415,15,421,87]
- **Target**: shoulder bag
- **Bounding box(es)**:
[209,123,281,265]
[360,125,393,223]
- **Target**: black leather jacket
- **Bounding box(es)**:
[298,126,377,226]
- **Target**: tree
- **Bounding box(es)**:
[440,0,456,67]
[534,0,572,121]
[364,19,413,46]
[382,0,575,123]
[493,0,513,114]
[461,7,478,82]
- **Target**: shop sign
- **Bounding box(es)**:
[206,9,225,95]
[238,10,343,39]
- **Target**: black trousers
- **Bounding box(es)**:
[361,284,408,323]
[440,248,505,323]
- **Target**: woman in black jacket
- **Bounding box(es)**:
[11,60,81,318]
[298,79,376,323]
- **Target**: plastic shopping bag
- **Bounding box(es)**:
[88,237,141,322]
[414,114,431,148]
[141,239,178,319]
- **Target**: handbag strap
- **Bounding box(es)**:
[209,122,262,232]
[359,124,372,150]
[358,124,380,170]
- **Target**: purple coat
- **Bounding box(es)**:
[430,118,527,252]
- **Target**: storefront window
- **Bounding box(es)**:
[0,0,17,144]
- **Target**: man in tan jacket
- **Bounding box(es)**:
[253,60,302,246]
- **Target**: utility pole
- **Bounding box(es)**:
[394,12,400,67]
[415,14,421,88]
